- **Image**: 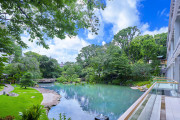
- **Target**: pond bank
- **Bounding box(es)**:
[34,88,61,113]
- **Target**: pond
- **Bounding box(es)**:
[39,83,143,120]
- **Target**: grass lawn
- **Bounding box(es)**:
[0,85,48,120]
[0,86,4,91]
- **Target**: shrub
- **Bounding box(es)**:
[0,84,5,86]
[20,72,35,89]
[125,80,151,86]
[135,81,151,86]
[57,76,66,83]
[112,79,120,85]
[19,105,42,120]
[131,63,152,81]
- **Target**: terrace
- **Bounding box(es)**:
[119,77,180,120]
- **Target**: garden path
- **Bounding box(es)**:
[0,84,14,95]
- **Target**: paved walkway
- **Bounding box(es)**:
[34,88,61,108]
[0,84,14,95]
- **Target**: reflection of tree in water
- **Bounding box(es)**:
[46,84,142,120]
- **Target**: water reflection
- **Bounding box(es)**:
[39,84,143,120]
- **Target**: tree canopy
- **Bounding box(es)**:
[0,0,106,48]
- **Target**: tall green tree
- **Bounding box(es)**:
[20,72,34,89]
[39,55,61,78]
[113,26,140,50]
[154,33,168,58]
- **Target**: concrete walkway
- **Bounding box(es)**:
[0,84,14,95]
[34,88,61,108]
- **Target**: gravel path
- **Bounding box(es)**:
[0,84,14,95]
[34,88,61,108]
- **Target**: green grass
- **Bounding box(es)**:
[0,84,5,91]
[0,85,48,120]
[0,86,4,91]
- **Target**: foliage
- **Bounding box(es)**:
[20,72,35,89]
[59,113,71,120]
[39,55,61,78]
[83,67,96,83]
[0,0,105,49]
[125,80,151,86]
[0,84,5,91]
[131,62,152,81]
[0,28,14,78]
[113,26,140,50]
[129,35,158,62]
[20,57,42,79]
[19,105,42,120]
[57,65,80,83]
[154,33,168,58]
[52,113,71,120]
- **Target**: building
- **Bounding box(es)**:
[60,62,64,68]
[166,0,180,90]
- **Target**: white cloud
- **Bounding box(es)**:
[22,36,90,63]
[87,32,96,39]
[101,0,140,34]
[141,23,168,35]
[160,8,166,16]
[87,10,104,42]
[102,41,106,46]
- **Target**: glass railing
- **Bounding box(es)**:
[119,77,179,120]
[128,83,158,120]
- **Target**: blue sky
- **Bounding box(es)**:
[23,0,170,63]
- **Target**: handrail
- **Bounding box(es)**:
[119,81,179,120]
[118,82,157,120]
[153,79,172,80]
[156,81,178,84]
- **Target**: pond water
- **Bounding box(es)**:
[39,83,143,120]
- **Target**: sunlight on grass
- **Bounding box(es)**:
[0,86,4,91]
[0,85,48,119]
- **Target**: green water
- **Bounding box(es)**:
[40,83,143,120]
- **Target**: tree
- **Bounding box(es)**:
[76,44,100,67]
[113,26,140,51]
[24,51,41,61]
[20,72,34,89]
[129,35,159,63]
[0,0,106,49]
[154,33,168,58]
[129,38,142,63]
[141,36,158,62]
[3,63,25,82]
[12,45,22,63]
[0,28,14,78]
[106,53,131,84]
[131,62,152,81]
[39,55,61,78]
[1,1,106,77]
[20,57,42,79]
